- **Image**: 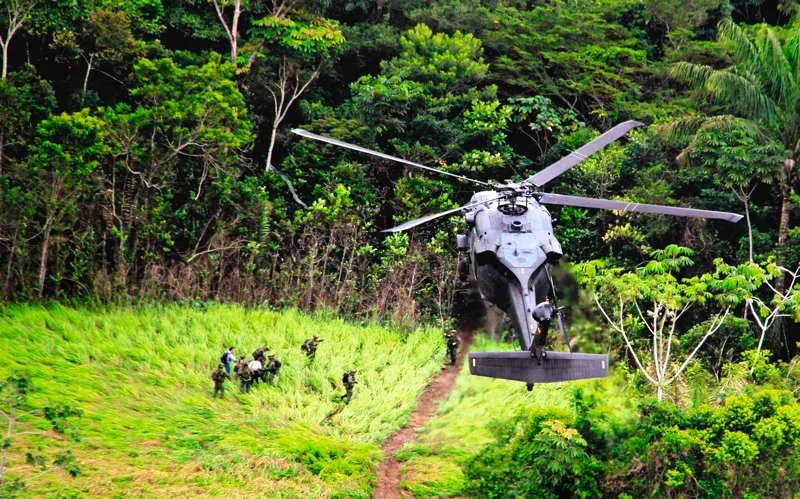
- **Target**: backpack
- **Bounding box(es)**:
[220,352,228,363]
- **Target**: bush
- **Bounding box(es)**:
[462,373,800,498]
[463,408,600,498]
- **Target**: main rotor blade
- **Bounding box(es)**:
[291,129,492,187]
[382,196,504,233]
[524,120,645,187]
[539,193,743,223]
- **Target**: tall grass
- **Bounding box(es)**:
[0,303,444,497]
[397,335,638,497]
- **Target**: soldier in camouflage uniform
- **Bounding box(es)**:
[341,370,357,404]
[211,364,229,398]
[265,354,282,385]
[252,345,270,363]
[234,355,252,393]
[301,336,323,361]
[445,329,460,366]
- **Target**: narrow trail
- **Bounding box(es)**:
[373,329,475,499]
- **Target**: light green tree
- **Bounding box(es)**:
[27,110,109,297]
[580,245,751,401]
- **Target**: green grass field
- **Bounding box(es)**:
[396,335,638,497]
[0,303,445,497]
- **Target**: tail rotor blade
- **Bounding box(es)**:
[291,129,492,187]
[539,193,743,222]
[524,120,644,187]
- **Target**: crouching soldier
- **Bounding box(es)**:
[211,364,229,398]
[265,354,282,385]
[341,370,357,404]
[301,335,324,361]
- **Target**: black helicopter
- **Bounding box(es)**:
[292,121,743,388]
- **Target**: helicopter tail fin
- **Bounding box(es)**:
[468,351,608,384]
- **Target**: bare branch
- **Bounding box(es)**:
[667,309,729,385]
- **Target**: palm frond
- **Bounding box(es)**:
[656,117,708,146]
[669,62,714,88]
[665,115,765,165]
[784,29,800,94]
[755,26,796,107]
[718,19,760,71]
[705,69,779,121]
[696,115,758,134]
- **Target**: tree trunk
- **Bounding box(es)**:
[81,53,94,106]
[0,130,5,175]
[3,228,18,297]
[265,122,279,170]
[778,158,795,250]
[740,189,753,263]
[38,217,53,298]
[1,40,8,80]
[778,186,791,248]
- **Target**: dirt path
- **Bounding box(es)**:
[373,329,475,499]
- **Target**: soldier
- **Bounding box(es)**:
[445,329,460,365]
[301,335,324,361]
[341,370,357,404]
[211,363,229,398]
[234,355,252,393]
[252,345,270,363]
[248,357,264,386]
[265,354,282,385]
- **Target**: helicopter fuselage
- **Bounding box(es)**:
[458,188,563,352]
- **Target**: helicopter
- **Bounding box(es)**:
[292,121,743,389]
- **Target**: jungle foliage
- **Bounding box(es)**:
[0,0,797,332]
[1,0,800,495]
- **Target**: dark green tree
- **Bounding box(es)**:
[670,20,800,258]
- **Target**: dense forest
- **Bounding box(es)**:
[2,0,800,496]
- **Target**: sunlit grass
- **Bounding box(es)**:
[398,335,638,497]
[0,303,444,497]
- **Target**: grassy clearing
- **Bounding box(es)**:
[0,303,444,497]
[397,335,638,497]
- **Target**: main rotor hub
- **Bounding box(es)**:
[498,203,528,216]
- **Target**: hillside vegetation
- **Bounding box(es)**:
[2,0,800,496]
[0,303,443,497]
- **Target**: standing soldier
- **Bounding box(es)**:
[265,354,282,385]
[248,357,264,386]
[234,355,252,393]
[252,345,269,363]
[341,370,357,404]
[211,364,229,398]
[301,335,324,361]
[445,329,460,365]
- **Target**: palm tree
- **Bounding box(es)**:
[669,19,799,257]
